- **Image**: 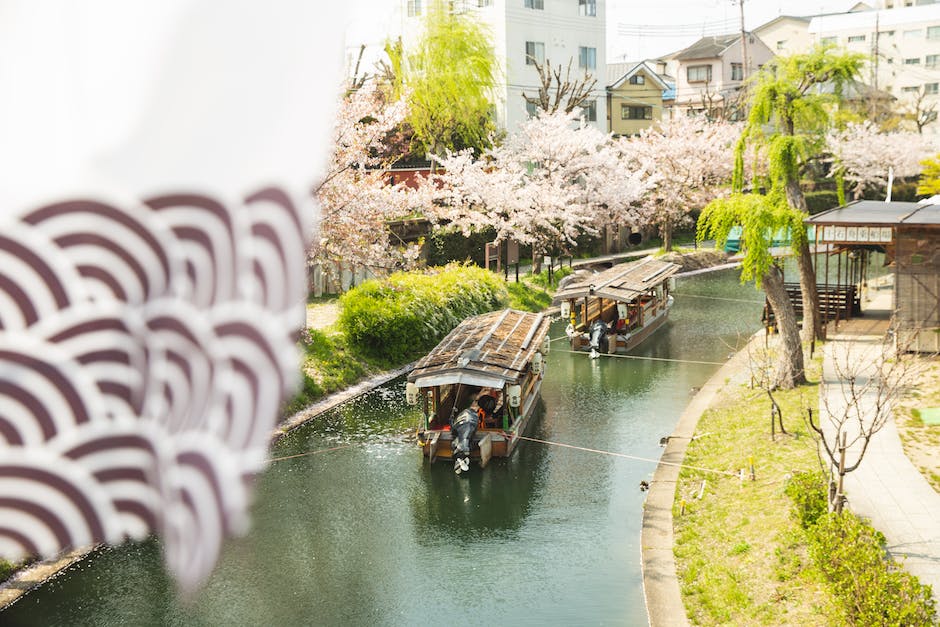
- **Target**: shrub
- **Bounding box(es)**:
[0,559,15,583]
[338,264,509,362]
[805,190,840,214]
[808,512,936,626]
[784,470,828,529]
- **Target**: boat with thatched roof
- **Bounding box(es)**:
[553,256,679,358]
[406,309,551,474]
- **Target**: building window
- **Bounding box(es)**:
[776,40,786,50]
[525,41,545,65]
[847,35,866,43]
[477,0,492,5]
[904,29,923,38]
[525,0,544,8]
[687,65,712,83]
[407,0,422,16]
[629,74,645,85]
[581,100,597,122]
[579,0,596,16]
[883,30,895,37]
[820,36,837,45]
[902,86,920,93]
[926,83,939,95]
[928,54,940,68]
[622,105,652,120]
[905,57,921,65]
[525,100,539,117]
[929,26,940,39]
[578,46,597,70]
[731,63,743,80]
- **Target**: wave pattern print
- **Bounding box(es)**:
[0,187,306,591]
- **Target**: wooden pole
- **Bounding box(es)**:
[836,431,847,514]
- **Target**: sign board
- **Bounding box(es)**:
[820,225,892,244]
[507,240,519,265]
[485,242,501,272]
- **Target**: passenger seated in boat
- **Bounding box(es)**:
[474,388,503,428]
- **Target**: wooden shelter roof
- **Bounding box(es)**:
[552,257,680,303]
[806,200,940,226]
[408,309,550,388]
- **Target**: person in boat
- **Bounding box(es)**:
[473,388,504,428]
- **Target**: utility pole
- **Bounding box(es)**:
[871,10,880,121]
[737,0,749,82]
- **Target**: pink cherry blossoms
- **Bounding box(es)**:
[312,83,431,276]
[826,121,936,199]
[431,110,654,261]
[622,115,740,250]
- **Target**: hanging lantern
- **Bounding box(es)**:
[507,385,522,408]
[405,382,419,405]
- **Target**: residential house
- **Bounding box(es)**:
[753,16,812,56]
[606,61,669,135]
[397,0,607,133]
[665,33,774,119]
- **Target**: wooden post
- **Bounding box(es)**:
[836,431,847,514]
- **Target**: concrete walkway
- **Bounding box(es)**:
[820,285,940,602]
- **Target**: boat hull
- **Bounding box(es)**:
[571,305,671,354]
[418,376,542,464]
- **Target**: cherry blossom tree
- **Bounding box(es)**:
[311,82,431,282]
[827,121,934,200]
[431,110,653,272]
[622,115,740,250]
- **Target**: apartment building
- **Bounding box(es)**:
[807,4,940,122]
[397,0,606,132]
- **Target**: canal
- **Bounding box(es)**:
[2,269,762,627]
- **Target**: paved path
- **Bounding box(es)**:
[820,284,940,603]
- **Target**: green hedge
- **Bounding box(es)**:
[785,472,937,626]
[338,264,509,362]
[805,190,841,215]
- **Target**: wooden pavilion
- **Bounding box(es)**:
[805,200,940,352]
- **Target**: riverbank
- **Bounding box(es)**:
[645,319,939,625]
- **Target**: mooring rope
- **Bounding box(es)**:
[553,348,725,366]
[672,293,765,304]
[267,443,360,463]
[266,434,739,478]
[514,435,739,477]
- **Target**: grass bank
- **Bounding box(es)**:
[674,352,936,625]
[674,360,836,625]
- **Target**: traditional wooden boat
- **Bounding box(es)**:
[406,309,551,474]
[553,256,680,357]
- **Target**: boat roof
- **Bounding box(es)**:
[552,257,680,303]
[408,309,550,389]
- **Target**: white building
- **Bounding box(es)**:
[395,0,607,133]
[809,5,940,123]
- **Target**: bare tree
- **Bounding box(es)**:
[522,58,597,115]
[904,86,939,135]
[746,342,789,440]
[807,332,918,513]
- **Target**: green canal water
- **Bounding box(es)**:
[2,270,762,627]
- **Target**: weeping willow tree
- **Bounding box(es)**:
[698,193,807,388]
[735,44,864,344]
[386,0,499,159]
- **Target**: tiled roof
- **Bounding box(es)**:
[672,34,742,61]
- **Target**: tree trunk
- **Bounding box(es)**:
[763,264,806,389]
[532,247,542,275]
[785,178,824,343]
[662,217,673,252]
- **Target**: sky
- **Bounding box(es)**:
[345,0,860,67]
